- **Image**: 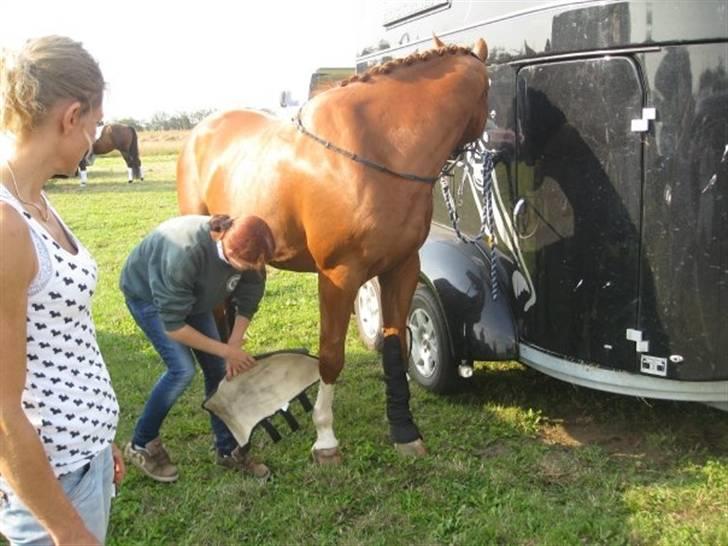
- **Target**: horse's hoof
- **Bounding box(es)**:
[394,439,427,457]
[312,447,342,465]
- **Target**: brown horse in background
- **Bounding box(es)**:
[177,37,489,462]
[79,124,143,184]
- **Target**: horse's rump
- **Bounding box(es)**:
[178,108,386,272]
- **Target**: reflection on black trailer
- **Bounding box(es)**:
[354,0,728,410]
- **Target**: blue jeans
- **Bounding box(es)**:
[0,445,114,545]
[125,298,237,455]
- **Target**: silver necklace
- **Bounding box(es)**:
[3,160,50,222]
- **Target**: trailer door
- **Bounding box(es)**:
[514,57,644,370]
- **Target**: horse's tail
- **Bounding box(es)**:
[128,127,142,179]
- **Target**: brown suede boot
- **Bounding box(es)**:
[124,438,178,483]
[216,446,271,480]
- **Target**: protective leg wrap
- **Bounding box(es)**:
[203,350,319,448]
[382,335,421,444]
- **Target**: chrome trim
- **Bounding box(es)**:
[519,344,728,405]
[507,46,661,66]
[358,0,638,63]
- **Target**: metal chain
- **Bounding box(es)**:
[439,141,499,300]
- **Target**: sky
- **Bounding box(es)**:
[1,0,381,121]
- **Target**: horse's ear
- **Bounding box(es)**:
[432,34,446,48]
[473,38,488,62]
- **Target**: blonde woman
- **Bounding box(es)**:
[0,36,124,545]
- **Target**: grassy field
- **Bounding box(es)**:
[29,151,728,545]
[137,130,190,156]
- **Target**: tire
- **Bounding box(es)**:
[407,285,462,393]
[354,278,384,352]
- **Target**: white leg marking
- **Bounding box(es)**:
[312,381,338,450]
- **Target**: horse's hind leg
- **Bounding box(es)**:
[120,152,134,183]
[378,253,426,456]
[311,265,363,464]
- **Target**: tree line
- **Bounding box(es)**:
[112,109,214,131]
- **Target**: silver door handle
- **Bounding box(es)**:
[513,197,537,239]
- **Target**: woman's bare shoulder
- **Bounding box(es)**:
[0,201,35,285]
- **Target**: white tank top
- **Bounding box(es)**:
[0,185,119,477]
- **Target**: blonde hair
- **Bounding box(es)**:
[0,35,104,136]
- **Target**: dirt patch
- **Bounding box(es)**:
[539,411,728,464]
[473,440,514,459]
[538,416,665,463]
[537,448,581,484]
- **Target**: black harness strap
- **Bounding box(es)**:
[260,418,282,443]
[295,110,440,184]
[278,409,300,432]
[296,392,313,412]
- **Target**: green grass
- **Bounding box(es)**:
[26,154,728,545]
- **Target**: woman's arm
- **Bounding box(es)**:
[228,314,250,348]
[165,324,232,357]
[224,315,255,378]
[0,205,99,546]
[166,324,255,377]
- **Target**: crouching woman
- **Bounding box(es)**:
[119,214,274,483]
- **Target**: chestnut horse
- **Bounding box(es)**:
[177,37,489,462]
[79,124,143,184]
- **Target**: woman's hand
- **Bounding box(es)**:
[111,443,125,486]
[165,323,256,380]
[223,346,256,380]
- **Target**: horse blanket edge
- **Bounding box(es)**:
[202,351,320,447]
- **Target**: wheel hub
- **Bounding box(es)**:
[408,308,438,378]
[357,282,381,340]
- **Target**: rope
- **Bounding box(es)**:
[438,140,499,300]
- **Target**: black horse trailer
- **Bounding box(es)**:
[353,0,728,411]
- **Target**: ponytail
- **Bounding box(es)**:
[209,214,234,233]
[1,36,104,136]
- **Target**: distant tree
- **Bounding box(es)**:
[188,109,214,125]
[147,112,172,131]
[112,117,145,131]
[144,109,215,131]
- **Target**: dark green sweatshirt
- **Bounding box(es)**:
[119,215,265,331]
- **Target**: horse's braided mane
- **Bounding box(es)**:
[340,44,474,87]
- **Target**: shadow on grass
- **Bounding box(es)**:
[342,345,727,463]
[437,362,728,464]
[47,180,176,194]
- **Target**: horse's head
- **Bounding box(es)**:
[432,35,490,151]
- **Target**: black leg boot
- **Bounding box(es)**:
[382,334,421,444]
